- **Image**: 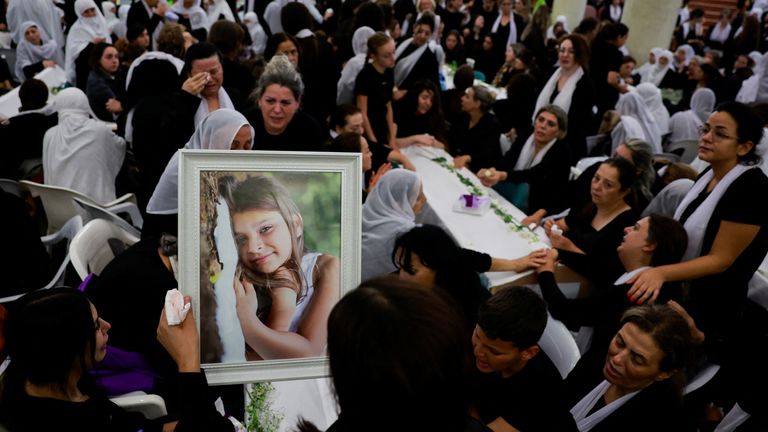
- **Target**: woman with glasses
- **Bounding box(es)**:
[627,102,768,367]
[532,33,596,163]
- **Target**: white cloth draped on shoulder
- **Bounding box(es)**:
[361,169,422,281]
[635,83,670,135]
[194,88,236,129]
[337,26,375,104]
[172,0,208,31]
[147,109,254,214]
[14,21,64,82]
[533,66,584,122]
[491,12,517,48]
[570,380,640,432]
[394,38,445,87]
[513,136,557,171]
[668,88,716,143]
[65,0,113,84]
[43,88,126,203]
[206,0,236,26]
[616,92,663,153]
[673,165,754,261]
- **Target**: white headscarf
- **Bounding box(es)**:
[635,47,662,82]
[65,0,113,84]
[207,0,236,27]
[668,88,716,143]
[546,15,568,40]
[361,169,422,281]
[533,66,585,122]
[394,37,445,87]
[635,83,670,135]
[101,1,120,34]
[6,0,66,51]
[616,92,663,153]
[611,115,646,153]
[514,136,557,170]
[337,26,375,104]
[43,88,126,203]
[172,0,208,31]
[111,5,130,40]
[147,109,254,214]
[263,0,289,34]
[14,21,64,82]
[675,44,695,69]
[244,12,267,55]
[643,49,673,87]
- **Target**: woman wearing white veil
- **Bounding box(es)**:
[6,0,65,53]
[337,26,375,105]
[206,0,236,27]
[545,14,568,40]
[616,91,663,153]
[635,47,662,83]
[65,0,112,86]
[636,82,671,136]
[243,11,267,55]
[14,21,63,82]
[642,49,673,87]
[668,87,716,143]
[101,1,120,36]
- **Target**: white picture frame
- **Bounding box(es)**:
[179,150,361,385]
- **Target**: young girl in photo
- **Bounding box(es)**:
[218,175,340,360]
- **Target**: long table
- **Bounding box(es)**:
[0,66,66,118]
[400,145,550,288]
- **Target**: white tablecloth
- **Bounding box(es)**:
[0,65,66,118]
[400,146,549,288]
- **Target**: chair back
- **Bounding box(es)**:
[70,219,140,280]
[19,180,139,234]
[538,315,581,379]
[0,178,23,198]
[110,392,168,420]
[73,197,142,238]
[667,139,699,164]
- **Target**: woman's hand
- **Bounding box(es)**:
[182,71,208,96]
[626,267,665,305]
[543,218,567,235]
[522,210,546,228]
[535,249,558,274]
[105,98,123,114]
[667,300,705,344]
[516,249,548,272]
[368,163,393,191]
[478,167,504,186]
[233,272,259,324]
[453,155,471,169]
[157,295,200,372]
[42,60,56,68]
[548,230,578,252]
[93,37,106,44]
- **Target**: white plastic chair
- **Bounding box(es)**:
[69,219,140,280]
[538,315,581,379]
[714,403,752,432]
[0,178,24,198]
[667,139,699,164]
[20,180,143,234]
[73,197,142,238]
[0,215,83,303]
[110,391,168,420]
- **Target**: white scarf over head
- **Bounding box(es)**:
[616,92,663,153]
[674,165,754,261]
[337,26,375,104]
[514,136,557,171]
[207,0,236,27]
[43,88,126,204]
[147,109,254,214]
[65,0,113,84]
[263,0,289,34]
[14,21,64,82]
[643,49,673,87]
[6,0,65,50]
[635,83,670,135]
[668,88,716,143]
[546,15,568,40]
[243,12,267,55]
[571,380,640,432]
[361,169,422,281]
[394,37,445,87]
[675,44,695,69]
[492,10,517,47]
[533,66,584,122]
[611,115,646,152]
[101,1,120,34]
[636,47,662,82]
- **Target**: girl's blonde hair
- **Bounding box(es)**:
[219,175,306,319]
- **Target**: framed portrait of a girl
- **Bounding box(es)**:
[179,150,361,384]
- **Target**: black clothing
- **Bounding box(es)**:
[678,168,768,362]
[560,206,637,287]
[397,43,441,91]
[296,34,337,124]
[0,192,51,298]
[473,351,577,432]
[0,111,57,179]
[221,57,255,99]
[245,109,326,152]
[589,38,623,118]
[86,68,122,122]
[496,138,572,215]
[354,62,394,145]
[449,112,502,172]
[74,43,95,91]
[21,61,46,80]
[127,1,164,46]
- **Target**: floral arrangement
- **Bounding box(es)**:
[245,382,283,432]
[431,157,540,243]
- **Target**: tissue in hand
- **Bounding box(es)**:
[165,289,190,326]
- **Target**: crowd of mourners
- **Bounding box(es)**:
[1,0,768,430]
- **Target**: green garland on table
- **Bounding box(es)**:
[431,157,541,243]
[245,382,283,432]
